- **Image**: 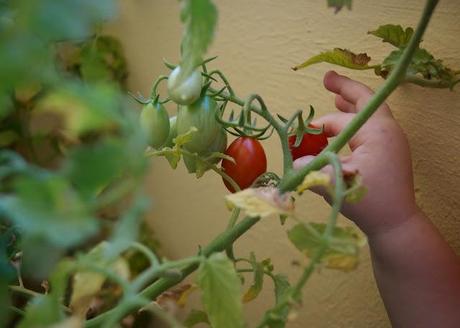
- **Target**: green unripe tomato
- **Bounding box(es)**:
[164,116,177,148]
[176,95,221,154]
[167,66,202,105]
[182,128,227,174]
[140,101,170,149]
[208,128,228,164]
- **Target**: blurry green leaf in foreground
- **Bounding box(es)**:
[18,294,63,328]
[288,223,366,272]
[368,24,414,48]
[179,0,217,80]
[63,140,125,199]
[292,48,372,71]
[197,253,244,328]
[0,174,98,248]
[37,83,121,137]
[184,309,210,327]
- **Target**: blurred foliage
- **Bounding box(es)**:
[0,0,160,326]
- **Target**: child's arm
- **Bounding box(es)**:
[294,71,460,328]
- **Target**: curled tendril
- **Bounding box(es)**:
[150,75,171,104]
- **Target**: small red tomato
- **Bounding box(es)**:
[288,126,328,160]
[221,137,267,193]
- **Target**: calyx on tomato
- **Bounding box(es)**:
[167,66,202,105]
[139,100,170,149]
[288,125,328,160]
[221,137,267,193]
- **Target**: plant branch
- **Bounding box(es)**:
[85,215,260,327]
[257,152,345,328]
[278,0,439,192]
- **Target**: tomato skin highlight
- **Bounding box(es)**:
[288,128,328,160]
[221,137,267,193]
[167,66,202,105]
[176,95,221,154]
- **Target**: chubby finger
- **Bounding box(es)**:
[312,112,354,138]
[335,94,356,113]
[323,71,373,108]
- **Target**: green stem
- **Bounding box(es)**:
[278,0,439,193]
[85,216,260,327]
[257,152,344,328]
[210,88,293,174]
[8,285,41,298]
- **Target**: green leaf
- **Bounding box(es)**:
[288,223,366,272]
[327,0,352,13]
[63,140,125,199]
[179,0,218,79]
[184,309,210,327]
[0,130,19,147]
[292,48,372,71]
[197,253,244,328]
[379,47,458,87]
[18,295,63,328]
[368,24,414,48]
[106,196,148,259]
[0,174,98,248]
[265,274,292,328]
[242,253,264,303]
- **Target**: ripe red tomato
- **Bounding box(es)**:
[221,137,267,193]
[288,126,328,160]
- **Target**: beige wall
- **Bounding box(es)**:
[107,1,460,327]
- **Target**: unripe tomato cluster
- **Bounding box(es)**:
[140,66,328,193]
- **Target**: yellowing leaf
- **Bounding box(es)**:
[344,174,367,203]
[156,284,197,309]
[288,223,366,272]
[173,126,198,148]
[69,243,130,317]
[368,24,414,48]
[296,171,331,195]
[50,316,83,328]
[225,187,294,218]
[292,48,372,71]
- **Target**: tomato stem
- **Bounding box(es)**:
[256,152,345,327]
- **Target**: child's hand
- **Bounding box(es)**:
[294,71,418,236]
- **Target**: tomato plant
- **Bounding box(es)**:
[0,0,453,328]
[288,126,328,160]
[221,137,267,192]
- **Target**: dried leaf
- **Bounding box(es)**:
[293,48,371,71]
[296,171,331,195]
[226,187,295,218]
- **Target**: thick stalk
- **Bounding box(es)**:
[278,0,439,192]
[256,152,344,328]
[85,215,260,327]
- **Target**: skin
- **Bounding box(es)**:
[294,71,460,328]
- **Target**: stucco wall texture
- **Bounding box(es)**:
[107,1,460,327]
